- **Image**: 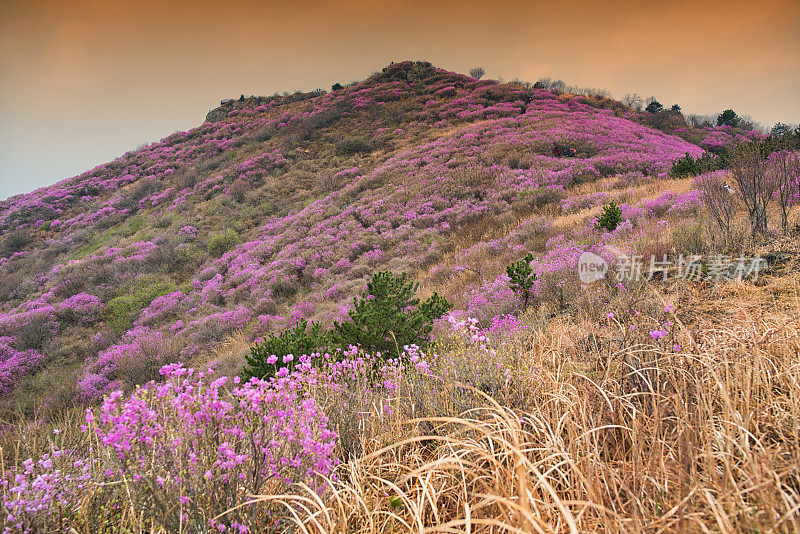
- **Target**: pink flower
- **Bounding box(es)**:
[649,328,668,340]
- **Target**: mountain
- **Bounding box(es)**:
[2,60,800,533]
[0,60,707,410]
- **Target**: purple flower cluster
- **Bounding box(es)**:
[0,337,44,395]
[2,363,338,532]
[77,326,166,400]
[56,293,103,325]
[178,225,198,238]
[700,125,764,153]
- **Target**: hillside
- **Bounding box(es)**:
[0,61,710,409]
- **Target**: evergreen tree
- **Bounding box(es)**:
[506,253,537,309]
[595,202,623,232]
[645,100,663,113]
[717,109,740,127]
[770,122,793,138]
[244,320,331,379]
[333,271,451,358]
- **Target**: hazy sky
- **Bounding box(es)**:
[1,0,798,200]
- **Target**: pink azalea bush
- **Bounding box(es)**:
[56,293,103,325]
[0,338,44,395]
[2,363,337,532]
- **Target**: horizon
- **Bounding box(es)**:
[1,0,799,201]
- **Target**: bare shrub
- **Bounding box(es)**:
[469,67,485,79]
[250,122,276,143]
[695,171,739,248]
[0,272,24,300]
[148,239,182,271]
[622,92,644,111]
[728,143,772,236]
[152,213,172,229]
[117,177,162,212]
[177,168,198,190]
[671,220,704,254]
[769,149,800,233]
[15,316,56,351]
[228,178,249,203]
[112,335,184,388]
[334,137,372,156]
[192,318,237,346]
[1,229,31,257]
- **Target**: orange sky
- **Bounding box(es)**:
[1,0,798,199]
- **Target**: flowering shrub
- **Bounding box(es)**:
[2,364,337,532]
[76,326,178,400]
[461,274,520,322]
[178,225,197,238]
[0,337,44,395]
[56,293,103,325]
[0,307,59,353]
[0,447,93,531]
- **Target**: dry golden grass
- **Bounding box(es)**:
[3,269,798,532]
[192,329,252,374]
[255,272,800,533]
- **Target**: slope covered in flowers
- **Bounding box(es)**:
[0,61,705,408]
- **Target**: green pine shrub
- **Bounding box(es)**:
[244,320,331,379]
[506,252,537,308]
[595,202,623,232]
[244,271,451,379]
[333,271,451,358]
[670,153,720,177]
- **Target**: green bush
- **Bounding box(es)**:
[207,229,239,258]
[770,122,793,138]
[670,153,700,177]
[670,153,720,177]
[506,252,537,309]
[106,281,173,334]
[595,202,623,232]
[333,271,451,358]
[334,138,372,156]
[122,216,145,237]
[244,271,451,379]
[244,320,331,379]
[645,100,663,113]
